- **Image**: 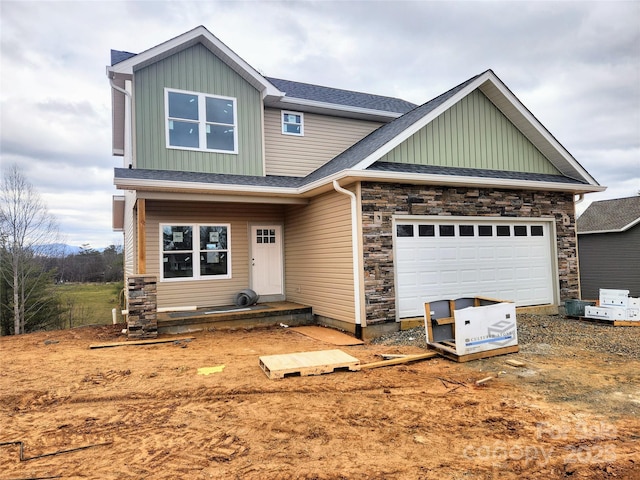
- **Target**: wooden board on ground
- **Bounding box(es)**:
[259,349,360,379]
[428,342,519,363]
[89,337,194,349]
[571,316,640,327]
[360,352,439,370]
[289,326,364,345]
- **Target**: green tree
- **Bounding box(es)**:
[0,164,64,334]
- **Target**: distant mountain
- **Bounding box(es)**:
[38,244,111,256]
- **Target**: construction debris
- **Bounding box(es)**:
[506,359,526,368]
[89,337,195,349]
[475,376,494,386]
[0,440,111,462]
[259,349,360,379]
[359,352,439,370]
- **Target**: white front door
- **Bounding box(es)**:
[250,225,283,296]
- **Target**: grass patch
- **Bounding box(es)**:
[56,282,124,328]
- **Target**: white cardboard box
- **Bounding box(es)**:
[584,305,628,320]
[453,302,517,356]
[599,289,630,308]
[625,308,640,320]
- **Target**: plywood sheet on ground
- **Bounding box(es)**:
[290,326,364,345]
[259,349,360,379]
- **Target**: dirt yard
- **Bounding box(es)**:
[1,315,639,480]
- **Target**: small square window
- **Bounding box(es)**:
[459,225,474,237]
[282,111,304,136]
[478,225,493,236]
[514,226,528,236]
[439,225,455,237]
[531,226,544,236]
[397,225,414,237]
[497,225,511,236]
[418,225,435,237]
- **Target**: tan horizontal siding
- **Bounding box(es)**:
[284,189,356,323]
[124,191,137,277]
[144,200,284,308]
[265,108,382,177]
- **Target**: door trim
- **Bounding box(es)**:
[249,223,285,302]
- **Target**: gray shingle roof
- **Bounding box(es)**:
[265,77,417,114]
[114,167,304,188]
[369,162,589,184]
[111,49,137,66]
[577,196,640,233]
[300,73,481,185]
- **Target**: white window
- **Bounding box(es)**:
[161,224,231,281]
[165,88,237,153]
[281,111,304,136]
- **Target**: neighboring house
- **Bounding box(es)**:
[108,26,604,338]
[577,196,640,298]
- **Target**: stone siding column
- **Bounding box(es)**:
[127,276,157,339]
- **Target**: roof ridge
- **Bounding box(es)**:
[265,76,416,104]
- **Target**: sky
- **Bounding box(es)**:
[1,0,639,249]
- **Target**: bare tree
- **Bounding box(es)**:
[0,164,61,334]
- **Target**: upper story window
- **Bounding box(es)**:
[281,111,304,136]
[165,88,238,153]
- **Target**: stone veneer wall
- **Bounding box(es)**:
[360,182,577,325]
[127,276,158,338]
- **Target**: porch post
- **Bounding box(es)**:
[137,198,146,274]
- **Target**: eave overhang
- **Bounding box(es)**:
[115,169,605,201]
[264,96,403,122]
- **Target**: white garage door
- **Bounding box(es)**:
[395,218,555,318]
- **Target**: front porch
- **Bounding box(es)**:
[157,301,314,334]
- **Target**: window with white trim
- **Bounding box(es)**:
[161,224,231,281]
[165,88,237,153]
[281,111,304,136]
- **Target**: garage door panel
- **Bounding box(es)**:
[396,219,554,317]
[440,270,459,285]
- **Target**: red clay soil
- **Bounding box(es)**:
[1,322,639,479]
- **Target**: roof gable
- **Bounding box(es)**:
[107,26,283,98]
[378,89,561,175]
[336,70,601,188]
[107,26,415,120]
[577,196,640,234]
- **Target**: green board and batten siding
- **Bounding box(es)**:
[134,43,263,175]
[380,90,561,175]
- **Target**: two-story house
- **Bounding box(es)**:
[109,26,604,339]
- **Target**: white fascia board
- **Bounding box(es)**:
[107,26,283,98]
[478,73,600,186]
[301,169,607,195]
[137,190,308,205]
[276,96,403,120]
[350,73,491,172]
[114,176,300,196]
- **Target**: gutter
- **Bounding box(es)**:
[332,180,363,339]
[108,72,133,166]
